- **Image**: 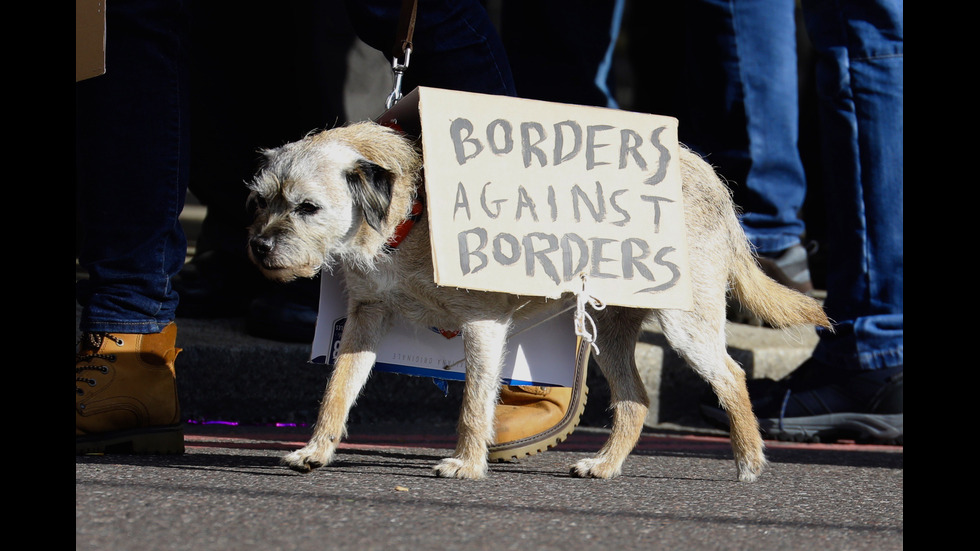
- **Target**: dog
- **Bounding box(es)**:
[246,121,830,481]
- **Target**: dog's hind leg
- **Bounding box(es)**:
[571,306,650,479]
[282,302,390,473]
[433,318,510,479]
[655,308,767,482]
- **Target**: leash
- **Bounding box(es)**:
[386,0,419,109]
[380,0,422,251]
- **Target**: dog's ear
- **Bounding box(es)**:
[345,159,393,234]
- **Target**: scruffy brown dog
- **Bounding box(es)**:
[246,121,829,481]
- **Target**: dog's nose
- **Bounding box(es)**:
[250,235,275,258]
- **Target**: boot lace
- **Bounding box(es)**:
[75,332,123,396]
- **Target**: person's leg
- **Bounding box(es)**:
[678,0,814,304]
[803,0,903,373]
[722,0,903,443]
[76,0,190,333]
[682,0,808,256]
[346,0,516,97]
[76,0,190,454]
[499,0,624,108]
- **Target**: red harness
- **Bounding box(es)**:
[385,197,424,250]
[379,119,424,252]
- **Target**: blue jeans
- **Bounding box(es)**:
[685,0,903,371]
[498,0,624,109]
[75,0,190,334]
[680,0,808,255]
[803,0,903,371]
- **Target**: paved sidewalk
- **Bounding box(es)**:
[76,422,903,551]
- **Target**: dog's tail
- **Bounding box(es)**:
[728,242,831,329]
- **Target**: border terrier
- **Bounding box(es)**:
[246,121,830,481]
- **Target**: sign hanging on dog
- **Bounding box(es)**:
[390,87,693,310]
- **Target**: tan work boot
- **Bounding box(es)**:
[76,322,184,454]
[488,338,590,462]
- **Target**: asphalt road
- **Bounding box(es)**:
[76,423,903,551]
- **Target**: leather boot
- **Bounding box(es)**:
[76,322,184,454]
[488,338,590,462]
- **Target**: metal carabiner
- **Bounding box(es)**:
[385,46,412,109]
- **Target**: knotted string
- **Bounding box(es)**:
[573,274,605,356]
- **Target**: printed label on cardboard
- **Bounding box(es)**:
[310,273,577,387]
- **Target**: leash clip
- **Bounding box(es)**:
[386,46,412,109]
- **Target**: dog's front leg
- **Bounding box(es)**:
[283,302,389,473]
[433,319,509,480]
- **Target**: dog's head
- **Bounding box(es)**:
[246,122,421,281]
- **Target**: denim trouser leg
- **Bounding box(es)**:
[75,0,190,335]
[683,0,808,254]
[498,0,625,108]
[346,0,516,97]
[803,0,903,371]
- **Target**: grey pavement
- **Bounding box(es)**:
[76,423,903,551]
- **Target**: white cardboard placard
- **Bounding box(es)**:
[413,87,693,310]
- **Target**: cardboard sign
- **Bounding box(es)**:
[396,87,692,310]
[310,273,578,387]
[310,87,690,388]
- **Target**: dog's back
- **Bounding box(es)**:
[678,146,829,330]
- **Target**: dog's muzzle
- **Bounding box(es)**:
[249,235,275,262]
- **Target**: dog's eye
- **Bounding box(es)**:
[295,202,320,216]
[253,195,268,210]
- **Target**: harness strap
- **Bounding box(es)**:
[385,197,424,250]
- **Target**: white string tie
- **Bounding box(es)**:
[574,274,605,356]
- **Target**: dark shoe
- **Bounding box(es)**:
[728,243,815,326]
[246,275,320,343]
[76,323,185,454]
[701,358,903,444]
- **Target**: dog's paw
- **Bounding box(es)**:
[282,445,335,473]
[570,457,623,479]
[736,456,767,482]
[432,457,488,480]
